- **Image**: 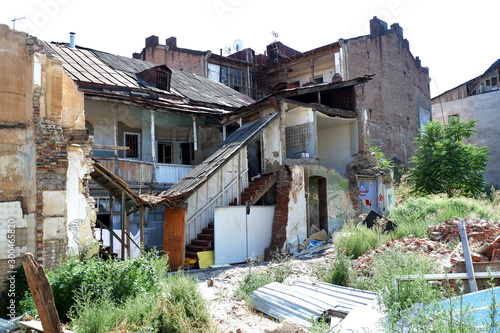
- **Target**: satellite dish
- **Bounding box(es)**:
[224,43,232,55]
[233,39,243,52]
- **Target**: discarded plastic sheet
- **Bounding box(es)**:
[250,280,377,328]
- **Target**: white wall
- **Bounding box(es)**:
[317,116,356,175]
[432,90,500,186]
[263,116,280,171]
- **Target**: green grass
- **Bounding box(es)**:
[333,221,391,259]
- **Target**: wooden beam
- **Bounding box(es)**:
[121,191,126,260]
[140,206,145,245]
[22,253,63,333]
[281,97,356,118]
[92,144,129,151]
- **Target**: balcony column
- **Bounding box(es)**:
[192,116,198,163]
[150,110,156,182]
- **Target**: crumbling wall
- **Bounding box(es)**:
[0,25,96,290]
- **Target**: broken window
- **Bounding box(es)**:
[228,68,246,94]
[313,76,324,84]
[181,142,194,165]
[157,142,173,164]
[448,114,459,123]
[156,70,170,91]
[124,132,140,159]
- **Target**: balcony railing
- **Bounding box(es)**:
[95,158,195,185]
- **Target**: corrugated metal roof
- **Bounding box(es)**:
[250,280,378,328]
[160,113,278,202]
[45,43,253,110]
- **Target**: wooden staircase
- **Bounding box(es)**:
[185,222,214,259]
[232,171,278,206]
[184,171,278,260]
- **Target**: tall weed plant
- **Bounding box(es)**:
[333,221,391,259]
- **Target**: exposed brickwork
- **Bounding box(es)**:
[265,166,293,260]
[33,86,69,265]
[346,26,431,163]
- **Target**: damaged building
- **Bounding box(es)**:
[134,17,431,165]
[0,25,97,286]
[0,16,431,275]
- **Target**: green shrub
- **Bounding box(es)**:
[20,250,168,322]
[333,221,391,259]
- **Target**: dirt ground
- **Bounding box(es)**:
[191,247,337,333]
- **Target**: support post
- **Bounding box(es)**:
[237,151,241,205]
[140,206,145,246]
[192,116,198,163]
[126,212,131,258]
[223,125,227,141]
[113,103,119,176]
[109,192,113,254]
[459,219,478,293]
[121,191,125,260]
[150,110,156,182]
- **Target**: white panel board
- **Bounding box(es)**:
[214,206,275,264]
[247,206,275,258]
[214,206,247,264]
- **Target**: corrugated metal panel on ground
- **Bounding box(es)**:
[251,280,377,328]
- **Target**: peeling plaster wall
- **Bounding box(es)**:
[285,167,307,252]
[305,166,353,233]
[285,107,315,159]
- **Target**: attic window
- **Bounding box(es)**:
[156,71,170,91]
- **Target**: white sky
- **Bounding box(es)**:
[1,0,499,98]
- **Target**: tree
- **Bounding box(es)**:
[409,118,489,197]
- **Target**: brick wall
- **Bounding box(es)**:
[346,31,431,163]
[33,86,69,266]
[265,165,292,260]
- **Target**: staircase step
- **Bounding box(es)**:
[185,251,198,259]
[202,228,214,235]
[191,239,213,247]
[207,222,214,229]
[197,233,214,241]
[186,244,211,253]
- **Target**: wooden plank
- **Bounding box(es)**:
[460,219,478,293]
[22,253,63,333]
[19,320,75,333]
[164,207,186,270]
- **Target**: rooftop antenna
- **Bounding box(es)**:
[233,39,243,52]
[272,31,278,41]
[12,17,25,30]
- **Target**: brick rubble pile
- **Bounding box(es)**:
[353,217,500,274]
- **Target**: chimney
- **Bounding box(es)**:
[145,35,159,48]
[415,56,421,68]
[370,16,388,36]
[165,37,177,48]
[390,23,403,39]
[69,32,75,48]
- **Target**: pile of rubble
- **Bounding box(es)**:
[353,217,500,274]
[428,217,500,244]
[352,235,453,274]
